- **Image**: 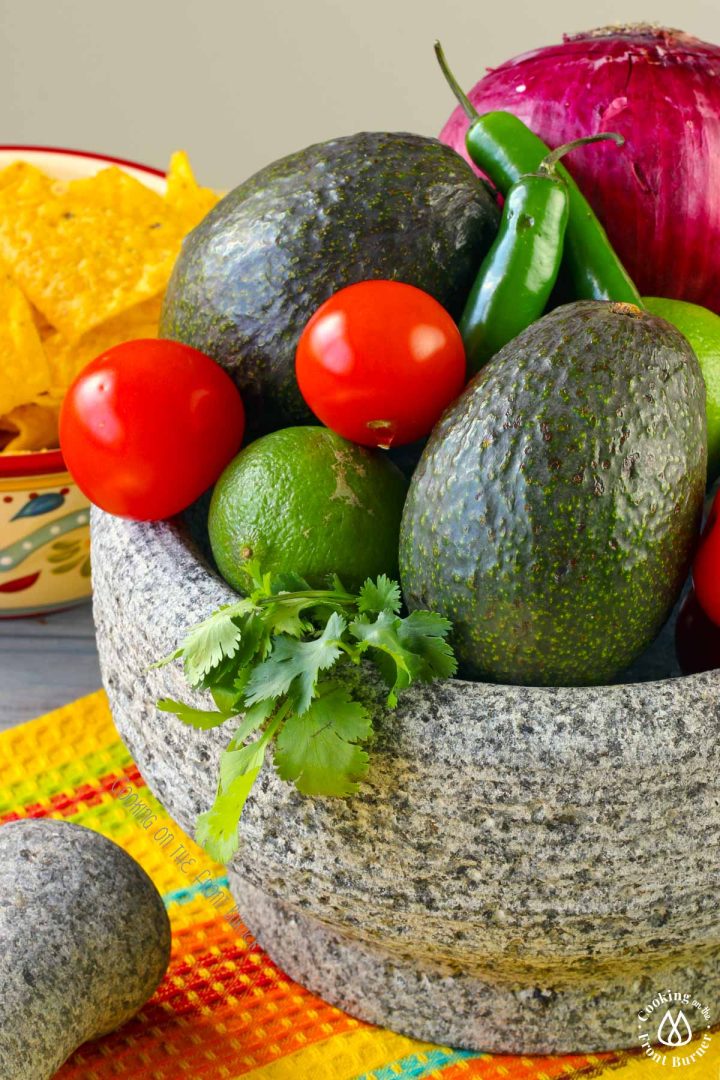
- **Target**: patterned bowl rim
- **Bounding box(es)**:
[0,144,166,483]
[0,449,67,479]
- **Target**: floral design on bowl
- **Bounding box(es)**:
[0,450,91,616]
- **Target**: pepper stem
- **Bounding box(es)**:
[434,41,479,122]
[540,132,625,174]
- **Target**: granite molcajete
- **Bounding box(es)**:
[0,819,170,1080]
[91,508,720,1055]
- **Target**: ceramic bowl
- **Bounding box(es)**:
[0,449,92,616]
[91,506,720,1055]
[0,147,166,617]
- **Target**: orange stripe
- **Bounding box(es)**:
[58,918,363,1078]
[58,988,359,1078]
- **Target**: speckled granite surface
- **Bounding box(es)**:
[0,819,170,1080]
[91,508,720,1054]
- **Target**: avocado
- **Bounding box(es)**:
[160,133,499,435]
[399,301,707,687]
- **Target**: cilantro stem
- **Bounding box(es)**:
[258,709,285,747]
[269,697,293,727]
[258,589,357,608]
[238,703,287,764]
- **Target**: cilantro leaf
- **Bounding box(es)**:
[198,613,271,710]
[157,698,232,730]
[211,682,242,714]
[242,558,270,596]
[245,611,347,713]
[358,575,402,616]
[397,610,458,680]
[262,591,352,638]
[197,712,281,864]
[230,665,253,703]
[274,682,371,796]
[220,736,266,789]
[330,573,350,594]
[349,610,424,705]
[196,766,262,864]
[227,699,278,752]
[198,652,247,711]
[197,650,242,692]
[262,596,317,638]
[181,608,247,687]
[350,607,456,704]
[233,612,272,666]
[156,564,457,864]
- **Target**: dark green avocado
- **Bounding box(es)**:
[399,301,707,687]
[160,132,499,435]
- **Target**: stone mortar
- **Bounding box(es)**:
[91,507,720,1055]
[0,819,170,1080]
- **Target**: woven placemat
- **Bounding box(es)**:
[0,690,716,1078]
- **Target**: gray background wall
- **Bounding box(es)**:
[1,0,720,188]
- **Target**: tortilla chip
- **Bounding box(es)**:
[165,150,220,231]
[0,151,212,455]
[0,272,51,415]
[0,161,53,195]
[44,293,164,390]
[0,397,60,453]
[0,166,186,342]
[30,302,55,339]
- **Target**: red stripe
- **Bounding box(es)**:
[0,762,145,823]
[163,941,278,995]
[0,450,65,478]
[0,144,164,176]
[63,983,343,1077]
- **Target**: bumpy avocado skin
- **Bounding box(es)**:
[400,301,707,687]
[160,133,499,434]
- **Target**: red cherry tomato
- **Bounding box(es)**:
[60,339,245,520]
[295,280,466,448]
[693,488,720,625]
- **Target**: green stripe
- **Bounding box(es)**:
[355,1047,482,1079]
[0,738,134,813]
[163,874,230,907]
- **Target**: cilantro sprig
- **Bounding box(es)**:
[155,561,456,863]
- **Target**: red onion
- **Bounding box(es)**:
[439,25,720,313]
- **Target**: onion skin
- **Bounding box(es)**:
[439,26,720,313]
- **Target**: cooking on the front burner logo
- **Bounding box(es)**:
[637,990,713,1068]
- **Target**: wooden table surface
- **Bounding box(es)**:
[0,603,101,732]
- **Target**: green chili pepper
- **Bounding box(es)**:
[435,42,642,309]
[460,134,625,374]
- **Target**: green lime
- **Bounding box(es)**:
[208,426,409,594]
[645,296,720,480]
